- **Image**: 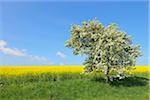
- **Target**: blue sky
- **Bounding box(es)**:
[0,1,149,65]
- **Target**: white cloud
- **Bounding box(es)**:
[0,40,26,56]
[56,51,66,58]
[29,55,53,64]
[59,62,64,65]
[0,40,7,47]
[0,40,53,65]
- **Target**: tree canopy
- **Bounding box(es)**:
[65,19,141,82]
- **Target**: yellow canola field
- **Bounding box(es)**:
[0,66,149,75]
[0,66,84,75]
[131,66,150,73]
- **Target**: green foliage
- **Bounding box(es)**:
[65,19,142,81]
[0,73,149,100]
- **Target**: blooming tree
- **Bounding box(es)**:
[65,19,141,82]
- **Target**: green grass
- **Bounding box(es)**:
[0,73,149,100]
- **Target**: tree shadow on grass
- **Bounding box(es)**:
[92,76,149,87]
[110,76,149,87]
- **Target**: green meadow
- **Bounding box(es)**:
[0,72,149,100]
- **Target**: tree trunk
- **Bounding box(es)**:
[105,66,110,83]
